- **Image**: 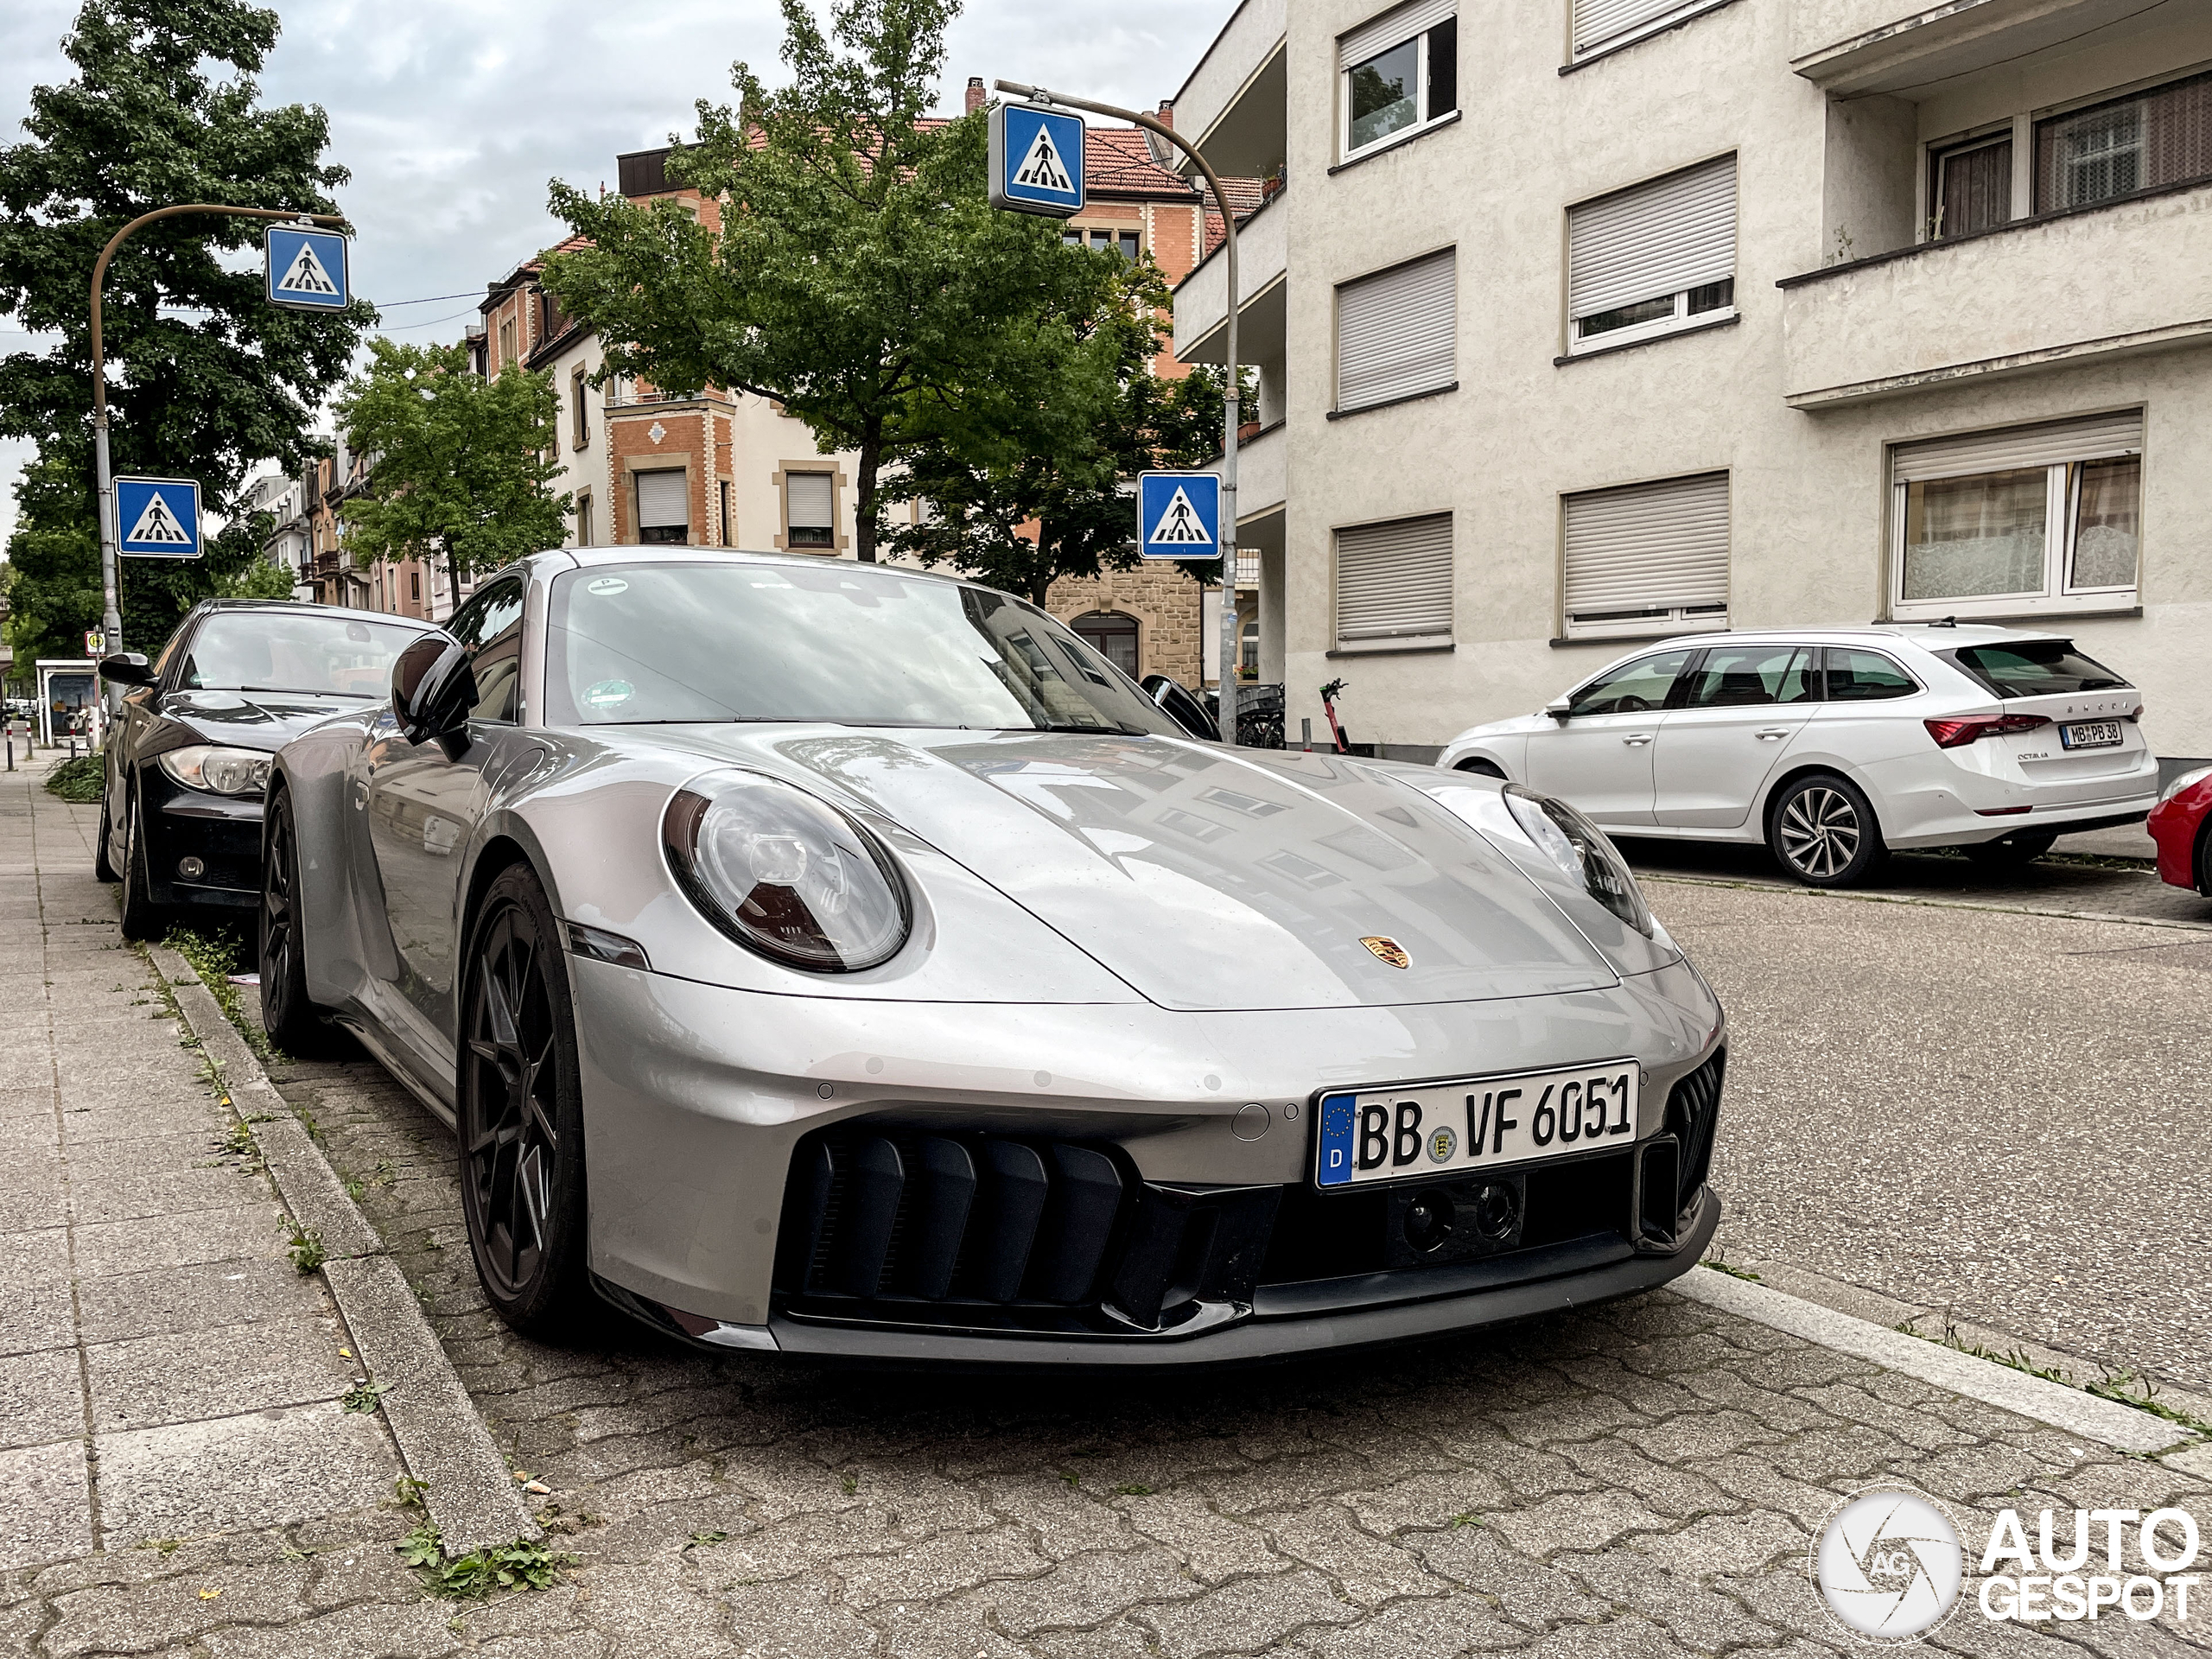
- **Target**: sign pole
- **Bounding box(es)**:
[86,203,349,712]
[995,80,1242,747]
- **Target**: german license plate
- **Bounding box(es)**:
[1315,1061,1640,1189]
[2059,721,2122,751]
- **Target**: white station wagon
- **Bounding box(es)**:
[1437,625,2158,887]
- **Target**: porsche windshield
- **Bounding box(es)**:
[544,561,1185,734]
[180,613,424,697]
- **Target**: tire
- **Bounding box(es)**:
[1454,758,1507,779]
[1965,830,2057,868]
[458,863,594,1338]
[94,794,118,882]
[118,796,165,941]
[258,790,346,1058]
[1767,772,1887,888]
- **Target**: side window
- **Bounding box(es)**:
[1565,647,1694,718]
[1681,645,1815,709]
[450,579,525,722]
[1823,647,1919,702]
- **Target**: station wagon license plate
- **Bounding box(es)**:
[2059,720,2123,751]
[1314,1061,1640,1189]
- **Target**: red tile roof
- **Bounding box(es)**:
[1084,127,1198,200]
[1203,177,1269,257]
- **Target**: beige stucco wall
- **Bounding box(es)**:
[1213,0,2212,759]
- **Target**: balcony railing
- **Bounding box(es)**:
[1173,187,1287,365]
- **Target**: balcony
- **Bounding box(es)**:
[1792,0,2165,95]
[1233,419,1285,520]
[1779,181,2212,408]
[1173,188,1286,369]
[1169,0,1286,181]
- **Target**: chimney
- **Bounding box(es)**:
[1157,99,1173,128]
[965,76,986,116]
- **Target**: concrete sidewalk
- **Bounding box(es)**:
[0,759,403,1571]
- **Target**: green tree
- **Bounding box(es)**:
[541,0,1125,563]
[886,262,1230,604]
[4,454,103,669]
[0,0,371,662]
[334,339,570,595]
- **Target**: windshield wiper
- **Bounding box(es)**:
[1027,721,1146,736]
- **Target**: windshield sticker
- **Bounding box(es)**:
[582,678,634,709]
[586,577,629,596]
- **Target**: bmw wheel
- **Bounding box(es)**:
[118,798,164,941]
[1768,773,1885,888]
[94,794,118,882]
[459,863,593,1337]
[259,790,345,1058]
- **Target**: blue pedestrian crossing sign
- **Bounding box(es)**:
[264,226,351,311]
[1137,472,1221,558]
[989,102,1085,218]
[114,476,203,559]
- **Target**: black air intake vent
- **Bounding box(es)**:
[1665,1049,1726,1215]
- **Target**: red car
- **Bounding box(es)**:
[2148,766,2212,896]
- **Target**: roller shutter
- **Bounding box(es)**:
[787,472,836,531]
[1561,473,1729,633]
[1567,156,1736,323]
[1336,513,1453,645]
[1573,0,1702,57]
[1337,250,1456,413]
[1891,411,2141,483]
[1341,0,1455,67]
[635,470,689,530]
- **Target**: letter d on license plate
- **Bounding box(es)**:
[1315,1060,1639,1189]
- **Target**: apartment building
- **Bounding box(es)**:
[251,448,435,618]
[1170,0,2212,760]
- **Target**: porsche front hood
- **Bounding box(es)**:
[675,729,1620,1014]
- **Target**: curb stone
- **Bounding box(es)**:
[1674,1265,2196,1456]
[145,943,538,1554]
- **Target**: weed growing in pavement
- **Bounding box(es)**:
[162,925,284,1065]
[43,753,103,802]
[341,1377,391,1413]
[2087,1370,2212,1438]
[1113,1484,1153,1497]
[1899,1317,2212,1438]
[136,1538,186,1556]
[391,1476,429,1510]
[683,1531,728,1551]
[396,1524,575,1599]
[1700,1255,1762,1282]
[1449,1513,1484,1529]
[286,1224,325,1274]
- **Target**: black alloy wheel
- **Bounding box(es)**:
[1965,830,2057,868]
[459,863,592,1336]
[259,790,344,1057]
[118,796,163,941]
[1767,772,1885,888]
[93,794,117,882]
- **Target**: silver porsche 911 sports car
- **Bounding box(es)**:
[264,547,1726,1364]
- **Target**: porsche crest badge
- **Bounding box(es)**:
[1360,936,1410,969]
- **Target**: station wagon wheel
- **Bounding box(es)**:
[1767,772,1885,889]
[459,863,592,1335]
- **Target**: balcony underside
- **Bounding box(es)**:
[1178,274,1286,374]
[1793,0,2168,96]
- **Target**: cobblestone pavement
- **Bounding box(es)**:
[10,782,2210,1656]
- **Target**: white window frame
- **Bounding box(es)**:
[1564,156,1738,357]
[1889,458,2142,622]
[1338,10,1453,166]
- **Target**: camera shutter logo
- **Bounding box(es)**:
[1813,1489,1964,1642]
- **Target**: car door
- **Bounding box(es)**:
[1522,648,1695,828]
[1653,644,1819,828]
[363,577,527,1043]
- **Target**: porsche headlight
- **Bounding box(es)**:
[1503,784,1654,938]
[663,772,909,972]
[2159,765,2212,804]
[157,745,271,797]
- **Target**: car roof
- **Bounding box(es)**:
[515,545,984,590]
[189,598,438,626]
[1629,622,2073,652]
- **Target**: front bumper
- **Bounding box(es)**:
[146,780,264,908]
[569,952,1726,1363]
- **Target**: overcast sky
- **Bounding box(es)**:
[0,0,1235,551]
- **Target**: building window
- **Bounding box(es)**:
[410,570,422,603]
[497,317,516,372]
[570,368,589,448]
[1335,247,1455,414]
[719,480,733,546]
[2035,69,2212,213]
[575,493,593,548]
[1561,471,1730,639]
[1339,2,1456,162]
[635,470,689,545]
[1064,228,1142,259]
[785,472,836,549]
[1567,155,1736,353]
[1071,611,1141,677]
[1570,0,1725,62]
[1240,617,1260,676]
[1890,412,2141,618]
[1334,512,1452,649]
[1929,133,2013,238]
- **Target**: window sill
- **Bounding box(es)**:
[1549,626,1723,648]
[1327,381,1459,421]
[1560,0,1740,74]
[1880,603,2142,626]
[1555,313,1738,366]
[1328,638,1455,658]
[1327,110,1462,177]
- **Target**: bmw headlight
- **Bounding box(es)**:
[1503,784,1654,938]
[157,745,271,797]
[662,772,910,972]
[2158,765,2212,804]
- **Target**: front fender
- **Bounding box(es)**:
[270,715,381,1013]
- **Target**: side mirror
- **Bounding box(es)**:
[99,652,156,687]
[1141,674,1221,742]
[1545,696,1573,724]
[391,632,477,747]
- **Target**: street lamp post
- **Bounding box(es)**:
[88,204,349,709]
[993,81,1244,748]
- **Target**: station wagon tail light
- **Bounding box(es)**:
[1923,713,2050,749]
[156,744,272,796]
[663,771,910,972]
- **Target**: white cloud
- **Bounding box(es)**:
[0,0,1234,549]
